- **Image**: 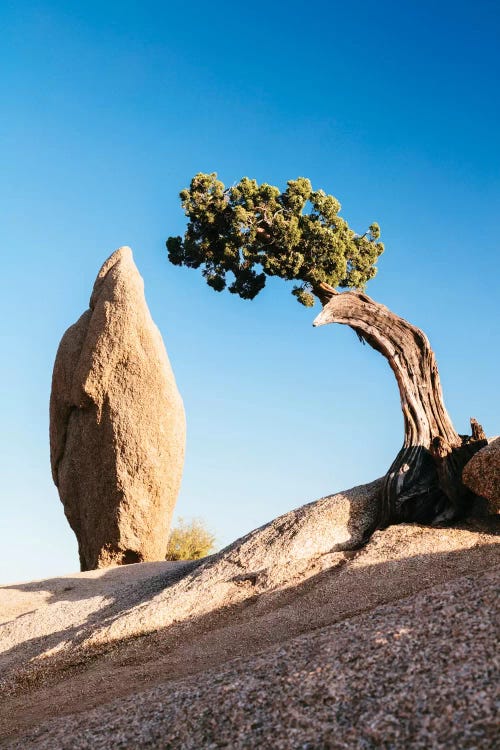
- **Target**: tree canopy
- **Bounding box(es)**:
[166,172,384,306]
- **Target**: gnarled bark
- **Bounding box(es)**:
[313,290,485,527]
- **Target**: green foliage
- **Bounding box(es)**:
[166,173,384,306]
[165,517,216,561]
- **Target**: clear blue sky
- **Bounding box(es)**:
[1,1,499,584]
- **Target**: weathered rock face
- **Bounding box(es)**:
[50,247,186,571]
[462,437,500,513]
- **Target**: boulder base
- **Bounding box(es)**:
[462,437,500,513]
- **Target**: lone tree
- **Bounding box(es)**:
[167,173,486,532]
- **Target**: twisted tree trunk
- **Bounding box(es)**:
[313,288,486,528]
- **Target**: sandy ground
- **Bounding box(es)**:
[0,484,498,748]
[0,560,193,625]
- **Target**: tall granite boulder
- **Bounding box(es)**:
[462,437,500,514]
[50,247,186,571]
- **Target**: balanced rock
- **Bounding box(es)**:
[462,437,500,513]
[50,247,186,570]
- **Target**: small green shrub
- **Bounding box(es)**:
[166,517,216,561]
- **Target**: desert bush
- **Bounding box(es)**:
[166,517,216,561]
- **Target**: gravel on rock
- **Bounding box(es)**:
[11,567,499,750]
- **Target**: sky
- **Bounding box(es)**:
[1,0,499,584]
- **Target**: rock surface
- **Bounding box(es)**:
[0,479,383,672]
[49,247,185,571]
[462,437,500,512]
[1,478,498,749]
[7,569,498,750]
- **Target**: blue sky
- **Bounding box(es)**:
[1,1,499,584]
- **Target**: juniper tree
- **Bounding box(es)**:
[167,173,485,533]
